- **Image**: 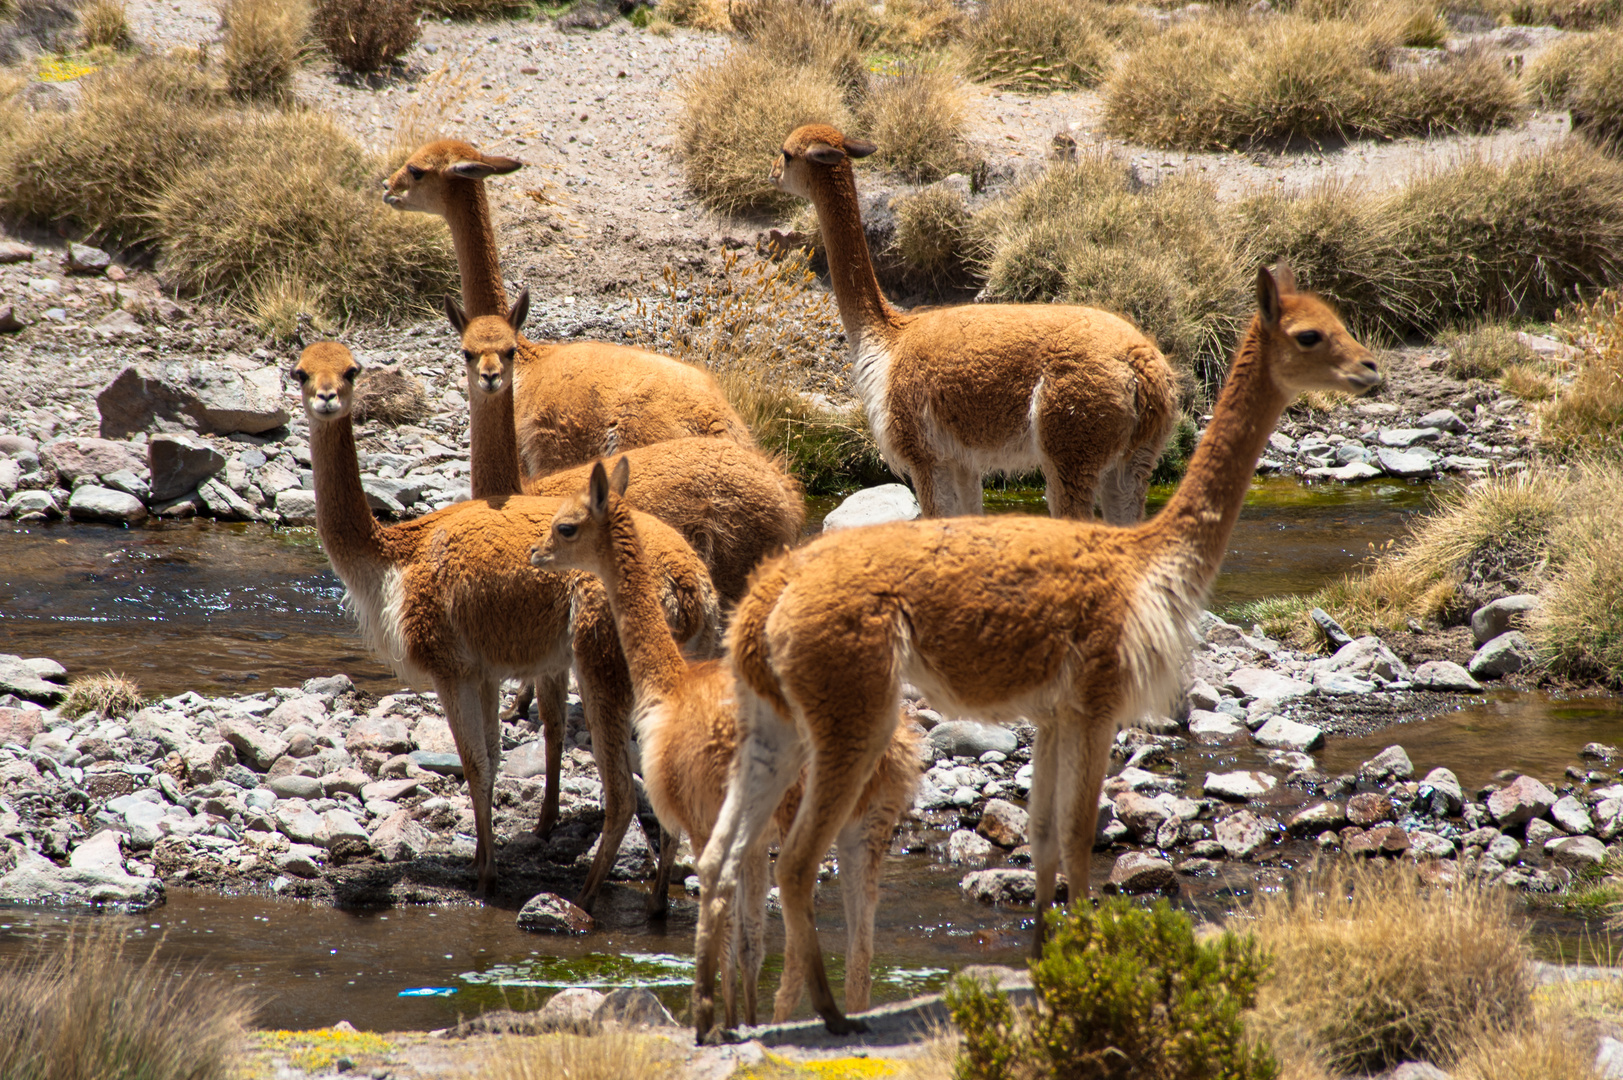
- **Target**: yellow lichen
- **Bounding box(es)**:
[257,1028,395,1072]
[37,54,101,82]
[742,1052,900,1080]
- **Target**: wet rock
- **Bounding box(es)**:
[370,809,429,862]
[961,868,1062,906]
[1360,745,1414,782]
[216,719,288,772]
[1305,462,1381,482]
[0,654,67,703]
[977,799,1029,847]
[1105,852,1178,895]
[1410,660,1483,693]
[266,773,322,800]
[1224,668,1312,703]
[595,987,678,1028]
[98,362,290,438]
[1188,710,1244,742]
[274,489,317,523]
[1470,595,1542,646]
[1551,795,1595,836]
[147,434,224,502]
[1548,835,1608,870]
[947,829,995,864]
[1288,802,1347,834]
[535,988,606,1033]
[348,716,412,755]
[1468,631,1536,679]
[821,484,920,531]
[517,891,594,933]
[1487,775,1557,828]
[41,437,145,485]
[0,838,164,910]
[1418,767,1464,815]
[66,243,110,275]
[67,485,147,524]
[1253,716,1323,752]
[928,721,1018,760]
[1375,447,1436,478]
[182,741,235,786]
[1203,770,1276,801]
[1216,811,1271,859]
[1346,792,1394,827]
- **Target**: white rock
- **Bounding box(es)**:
[1203,771,1277,801]
[1252,716,1324,752]
[821,484,920,531]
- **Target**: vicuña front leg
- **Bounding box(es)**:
[572,636,636,913]
[1026,724,1062,959]
[530,672,568,838]
[439,675,501,896]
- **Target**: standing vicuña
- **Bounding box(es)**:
[532,457,919,1024]
[293,342,717,903]
[774,124,1178,522]
[693,266,1381,1038]
[385,139,754,476]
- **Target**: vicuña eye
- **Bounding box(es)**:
[343,367,359,382]
[557,523,577,539]
[407,165,424,179]
[463,350,475,362]
[1294,330,1323,347]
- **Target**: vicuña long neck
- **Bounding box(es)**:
[310,416,386,566]
[810,166,898,344]
[596,506,686,704]
[1148,315,1288,585]
[467,378,524,497]
[444,178,508,318]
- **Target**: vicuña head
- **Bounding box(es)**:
[769,123,874,199]
[532,454,628,579]
[383,139,523,216]
[446,288,529,399]
[1250,263,1379,396]
[294,341,361,421]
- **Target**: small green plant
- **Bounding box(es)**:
[62,671,142,719]
[949,899,1278,1080]
[1149,413,1198,486]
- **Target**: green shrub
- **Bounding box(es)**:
[312,0,418,73]
[962,0,1114,90]
[221,0,310,101]
[949,899,1277,1080]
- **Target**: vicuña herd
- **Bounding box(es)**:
[285,124,1379,1040]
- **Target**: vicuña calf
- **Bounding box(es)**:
[693,266,1381,1038]
[533,459,918,1024]
[386,140,754,476]
[774,124,1178,522]
[293,343,717,905]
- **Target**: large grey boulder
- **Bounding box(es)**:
[0,838,164,910]
[1487,775,1557,828]
[517,891,593,933]
[821,484,920,531]
[595,987,678,1028]
[67,485,146,525]
[98,361,290,438]
[1106,852,1178,894]
[217,719,289,772]
[1252,715,1323,752]
[1470,595,1542,646]
[0,653,66,703]
[1468,631,1537,679]
[1224,667,1313,703]
[147,434,225,501]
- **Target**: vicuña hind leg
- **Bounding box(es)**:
[571,616,637,913]
[693,697,803,1041]
[530,672,568,838]
[438,675,500,895]
[1096,445,1158,526]
[1026,722,1062,958]
[1055,708,1118,913]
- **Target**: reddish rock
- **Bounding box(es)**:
[0,707,46,746]
[1486,775,1557,828]
[1105,852,1178,895]
[976,798,1030,847]
[1345,792,1394,828]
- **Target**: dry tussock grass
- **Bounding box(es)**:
[835,0,964,50]
[0,924,253,1080]
[962,0,1115,90]
[78,0,130,49]
[733,0,868,99]
[1527,29,1606,104]
[1533,459,1623,686]
[421,0,530,17]
[1442,322,1538,379]
[352,367,430,425]
[675,47,853,215]
[61,671,142,719]
[313,0,418,73]
[1243,862,1535,1075]
[859,67,978,183]
[481,1031,683,1080]
[220,0,310,101]
[891,180,971,279]
[1452,1012,1604,1079]
[1501,362,1558,400]
[1486,0,1622,28]
[1564,30,1623,151]
[1541,289,1623,453]
[655,0,733,31]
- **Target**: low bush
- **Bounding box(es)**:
[834,0,964,50]
[1442,323,1538,379]
[891,181,972,279]
[61,671,141,719]
[1245,862,1534,1075]
[1525,30,1602,105]
[0,924,252,1080]
[312,0,418,73]
[1297,0,1449,47]
[1485,0,1623,28]
[674,47,853,215]
[859,68,977,183]
[962,0,1114,90]
[732,0,868,100]
[78,0,130,49]
[1532,464,1623,685]
[949,899,1277,1080]
[1453,1020,1607,1080]
[654,0,732,31]
[352,367,431,426]
[221,0,309,101]
[1568,31,1623,150]
[1540,289,1623,454]
[149,109,456,325]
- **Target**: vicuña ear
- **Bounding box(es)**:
[1257,265,1282,329]
[482,154,524,175]
[843,138,877,159]
[804,142,846,166]
[1272,261,1297,296]
[447,160,498,180]
[609,455,630,497]
[508,289,531,333]
[444,295,469,335]
[588,461,611,519]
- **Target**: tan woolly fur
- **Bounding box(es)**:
[691,265,1382,1040]
[293,342,718,907]
[533,458,919,1025]
[385,139,756,476]
[773,123,1179,522]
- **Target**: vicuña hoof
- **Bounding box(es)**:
[822,1013,868,1036]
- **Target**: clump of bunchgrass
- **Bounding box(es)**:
[1443,323,1538,379]
[482,1030,683,1080]
[220,0,310,101]
[0,924,253,1080]
[1566,30,1623,150]
[78,0,131,49]
[653,0,732,31]
[961,0,1115,90]
[731,0,868,100]
[674,47,853,215]
[1244,861,1535,1075]
[420,0,530,17]
[1540,289,1623,454]
[859,67,978,183]
[1533,460,1623,686]
[352,367,430,426]
[61,671,142,719]
[891,180,972,280]
[1525,29,1605,105]
[312,0,418,74]
[1485,0,1623,29]
[834,0,965,50]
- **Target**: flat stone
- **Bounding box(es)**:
[1312,670,1377,695]
[68,829,125,873]
[500,740,548,779]
[98,362,290,439]
[1487,775,1557,828]
[1203,770,1276,801]
[1443,455,1494,472]
[517,891,593,933]
[594,987,678,1028]
[1303,462,1382,482]
[1470,595,1543,646]
[1408,831,1456,859]
[1418,409,1468,433]
[1188,709,1244,742]
[1223,668,1312,703]
[67,485,147,525]
[1551,795,1595,836]
[535,988,605,1034]
[1411,660,1483,693]
[1377,427,1443,448]
[1216,810,1271,859]
[977,799,1029,847]
[66,243,111,274]
[265,773,322,800]
[1468,631,1537,679]
[946,829,994,864]
[41,437,144,485]
[361,777,421,803]
[1317,635,1410,682]
[349,716,412,755]
[266,695,327,729]
[216,719,288,772]
[0,654,67,703]
[275,803,324,845]
[1548,834,1608,870]
[370,809,429,862]
[1106,852,1178,894]
[1310,608,1353,649]
[928,721,1018,760]
[821,484,920,531]
[147,434,224,502]
[100,469,150,502]
[1253,716,1323,752]
[1375,447,1436,478]
[1287,801,1347,834]
[410,750,462,777]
